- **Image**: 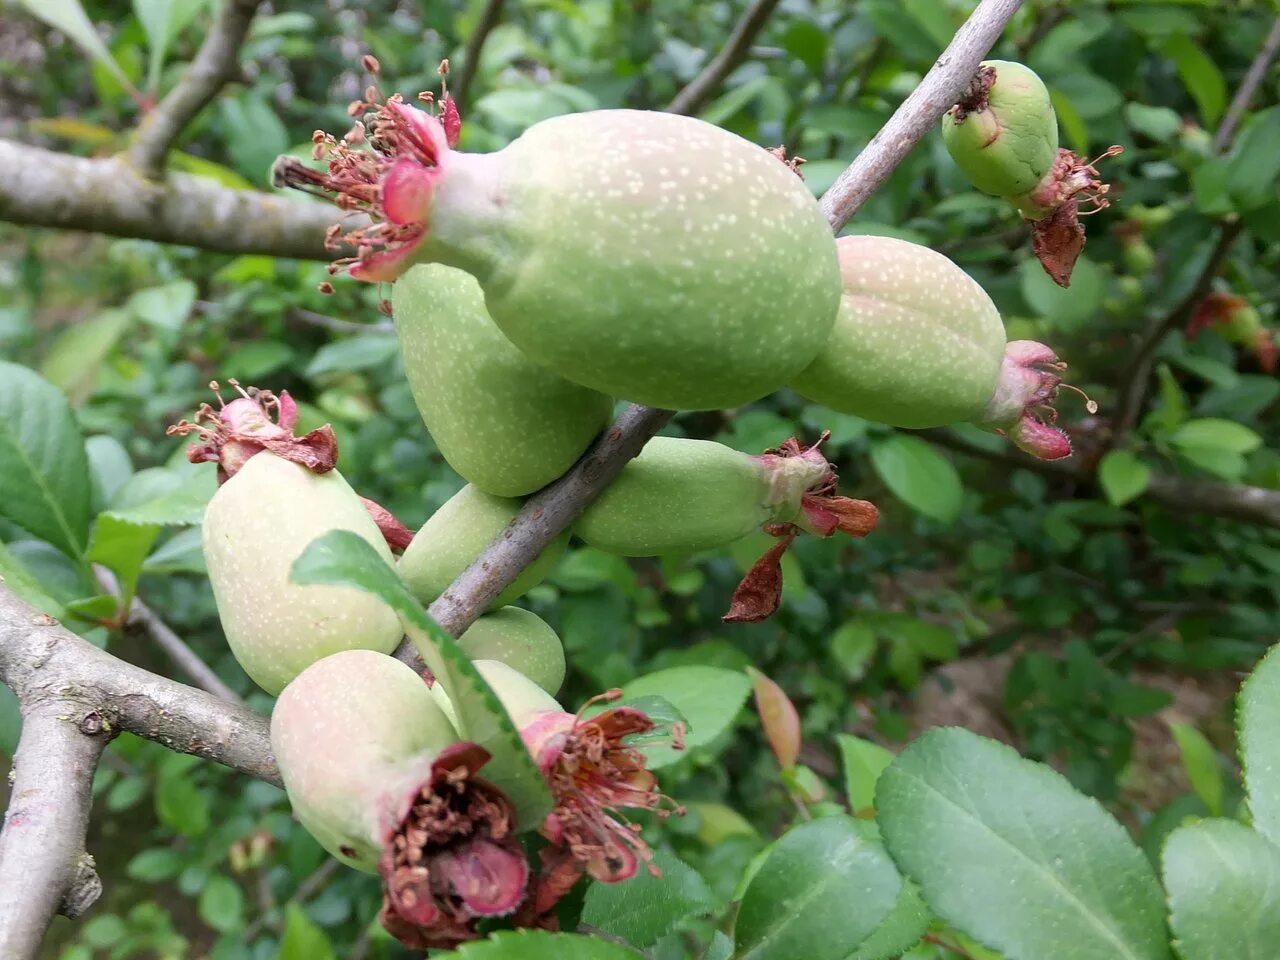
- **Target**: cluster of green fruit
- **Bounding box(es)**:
[173,59,1089,947]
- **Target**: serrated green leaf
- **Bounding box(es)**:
[1163,819,1280,959]
[0,362,92,558]
[289,530,552,830]
[616,666,752,768]
[436,930,643,959]
[876,728,1170,960]
[845,874,929,960]
[869,434,962,524]
[837,734,895,814]
[1098,451,1152,507]
[581,848,716,947]
[1239,643,1280,844]
[105,468,216,527]
[0,539,67,619]
[733,816,901,960]
[1169,722,1223,816]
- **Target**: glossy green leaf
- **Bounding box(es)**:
[1098,450,1152,507]
[877,728,1170,960]
[1163,819,1280,960]
[436,930,643,959]
[1162,33,1226,125]
[617,665,752,768]
[304,335,399,378]
[105,467,216,527]
[88,515,159,600]
[581,848,716,947]
[870,434,962,524]
[1227,107,1280,211]
[289,529,552,829]
[0,362,92,558]
[733,815,901,960]
[0,539,67,619]
[1169,722,1223,816]
[837,734,895,814]
[845,822,931,960]
[1169,418,1262,454]
[1239,642,1280,844]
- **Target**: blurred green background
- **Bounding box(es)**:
[1,0,1278,956]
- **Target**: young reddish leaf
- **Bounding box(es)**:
[749,667,801,771]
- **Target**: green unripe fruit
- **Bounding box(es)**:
[791,235,1006,428]
[1122,238,1156,277]
[398,484,568,608]
[942,61,1059,199]
[271,650,459,872]
[289,104,842,410]
[203,453,403,694]
[574,437,831,556]
[458,607,566,694]
[393,264,613,497]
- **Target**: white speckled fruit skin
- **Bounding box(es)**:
[398,484,569,608]
[574,437,775,557]
[271,650,458,872]
[202,453,403,695]
[458,606,566,694]
[425,110,842,411]
[791,236,1006,429]
[393,264,612,497]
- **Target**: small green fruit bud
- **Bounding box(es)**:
[458,607,566,694]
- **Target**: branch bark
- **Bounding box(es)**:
[665,0,783,116]
[127,0,265,178]
[452,0,507,112]
[0,703,107,959]
[819,0,1024,232]
[0,586,276,785]
[1212,15,1280,154]
[0,139,337,260]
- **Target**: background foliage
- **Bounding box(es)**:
[1,0,1278,957]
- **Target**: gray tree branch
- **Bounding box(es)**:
[127,0,266,178]
[0,703,107,959]
[0,139,336,260]
[1212,16,1280,154]
[665,0,783,117]
[819,0,1024,232]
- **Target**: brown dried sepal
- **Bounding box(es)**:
[1032,199,1086,288]
[950,64,996,123]
[360,496,415,552]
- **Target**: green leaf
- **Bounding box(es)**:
[1163,819,1280,960]
[278,902,336,960]
[133,0,207,92]
[88,515,159,599]
[39,308,134,405]
[126,847,184,882]
[0,539,67,619]
[1019,257,1105,329]
[304,335,400,378]
[17,0,133,92]
[1169,722,1223,816]
[1161,33,1226,126]
[1239,642,1280,844]
[831,621,877,681]
[0,362,92,558]
[876,728,1171,960]
[837,734,895,814]
[289,530,552,829]
[105,466,216,526]
[845,872,930,960]
[197,874,244,933]
[616,666,753,768]
[154,754,210,837]
[1097,451,1152,507]
[580,848,716,947]
[733,816,902,960]
[0,683,20,757]
[869,434,963,524]
[1227,107,1280,211]
[1169,418,1262,454]
[435,930,643,959]
[128,280,197,331]
[1124,102,1183,142]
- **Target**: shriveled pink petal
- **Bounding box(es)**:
[382,158,441,225]
[1008,415,1073,460]
[349,238,426,283]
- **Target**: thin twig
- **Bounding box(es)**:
[453,0,507,112]
[923,932,978,959]
[0,704,108,958]
[0,139,339,260]
[127,0,265,178]
[819,0,1025,232]
[95,567,243,704]
[0,586,277,784]
[288,308,394,335]
[242,857,342,940]
[1111,218,1244,439]
[1212,16,1280,153]
[666,0,783,116]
